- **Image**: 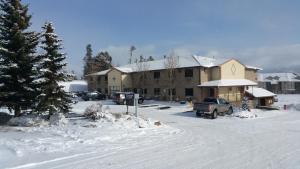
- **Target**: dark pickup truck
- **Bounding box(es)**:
[193,98,233,119]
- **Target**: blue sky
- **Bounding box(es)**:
[24,0,300,75]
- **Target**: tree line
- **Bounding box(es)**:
[82,45,155,77]
[0,0,71,117]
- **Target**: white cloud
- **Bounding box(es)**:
[235,44,300,72]
[166,44,300,72]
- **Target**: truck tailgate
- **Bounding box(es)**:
[193,102,211,112]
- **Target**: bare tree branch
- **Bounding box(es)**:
[164,52,179,101]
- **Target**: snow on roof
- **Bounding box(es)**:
[90,56,260,75]
[86,69,111,76]
[193,55,260,70]
[114,56,200,73]
[246,87,276,98]
[245,65,263,70]
[192,55,228,67]
[258,73,300,82]
[198,79,257,87]
[59,80,88,92]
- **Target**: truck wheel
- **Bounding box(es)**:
[211,110,217,119]
[138,99,143,104]
[227,107,233,115]
[196,111,202,117]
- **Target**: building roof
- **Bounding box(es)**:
[86,69,111,76]
[89,56,260,75]
[114,56,200,73]
[198,79,257,87]
[258,73,300,82]
[114,56,260,73]
[245,65,263,70]
[246,87,276,98]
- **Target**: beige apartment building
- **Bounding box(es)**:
[86,56,260,104]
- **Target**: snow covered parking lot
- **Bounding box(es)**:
[1,95,300,169]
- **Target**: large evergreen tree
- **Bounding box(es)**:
[83,44,93,76]
[0,0,39,116]
[36,22,71,116]
[94,51,112,71]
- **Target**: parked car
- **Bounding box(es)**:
[113,92,144,105]
[70,92,79,104]
[193,97,233,119]
[273,96,278,102]
[81,91,106,101]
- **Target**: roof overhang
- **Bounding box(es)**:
[246,87,276,98]
[85,69,111,76]
[198,79,257,87]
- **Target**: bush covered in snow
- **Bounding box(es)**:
[84,103,103,121]
[83,103,163,128]
[83,103,116,122]
[8,114,48,127]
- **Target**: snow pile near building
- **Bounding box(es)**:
[274,94,300,110]
[83,102,162,128]
[7,113,68,127]
[233,109,258,118]
[7,114,48,127]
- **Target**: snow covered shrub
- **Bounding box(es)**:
[8,114,48,127]
[154,121,161,126]
[49,113,68,126]
[84,103,103,121]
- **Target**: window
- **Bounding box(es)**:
[185,69,193,77]
[105,76,108,81]
[209,88,215,97]
[97,76,101,82]
[185,88,194,96]
[90,77,93,81]
[219,99,226,104]
[204,98,218,104]
[124,88,131,92]
[168,88,176,95]
[144,88,148,94]
[154,88,160,95]
[154,71,160,79]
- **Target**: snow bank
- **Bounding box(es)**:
[84,103,162,128]
[283,104,300,111]
[7,114,48,127]
[49,113,68,126]
[234,110,258,118]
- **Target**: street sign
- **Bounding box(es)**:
[134,94,139,99]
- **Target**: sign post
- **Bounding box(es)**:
[125,93,134,114]
[134,94,139,117]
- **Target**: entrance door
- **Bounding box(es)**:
[260,99,266,106]
[209,88,215,97]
